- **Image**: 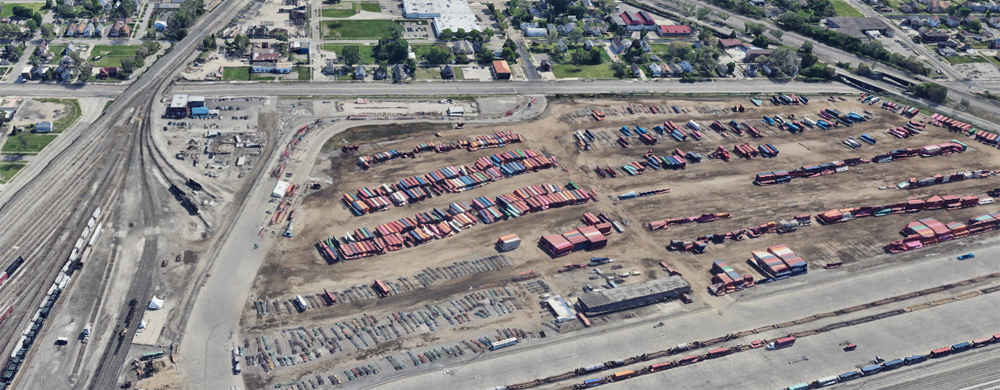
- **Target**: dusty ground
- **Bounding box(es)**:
[240,95,1000,388]
[8,99,72,127]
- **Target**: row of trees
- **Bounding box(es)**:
[437,27,494,42]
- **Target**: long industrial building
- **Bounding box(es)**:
[576,276,691,315]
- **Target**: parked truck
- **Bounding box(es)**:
[766,336,796,350]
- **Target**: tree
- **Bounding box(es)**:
[769,47,800,77]
[11,6,33,18]
[640,28,649,40]
[203,36,216,50]
[425,45,452,64]
[78,65,92,80]
[854,62,870,76]
[233,34,251,53]
[120,56,138,74]
[41,24,55,39]
[768,29,783,40]
[44,0,53,9]
[611,62,627,78]
[455,28,466,39]
[726,62,735,74]
[548,0,570,13]
[467,29,482,42]
[697,7,712,20]
[481,28,493,41]
[341,46,362,66]
[728,30,737,39]
[56,4,77,18]
[569,27,584,44]
[912,83,948,103]
[751,34,770,48]
[502,46,518,61]
[569,5,586,19]
[439,28,453,40]
[405,58,416,74]
[967,20,981,32]
[959,97,970,111]
[546,28,558,43]
[958,6,971,18]
[479,50,495,63]
[800,41,813,54]
[273,30,288,41]
[717,11,730,20]
[800,53,818,68]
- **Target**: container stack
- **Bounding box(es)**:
[709,260,747,295]
[767,245,807,275]
[540,225,609,257]
[752,250,789,278]
[497,235,520,252]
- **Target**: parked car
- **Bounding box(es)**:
[957,253,975,260]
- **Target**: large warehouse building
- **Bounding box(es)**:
[576,276,691,315]
[403,0,480,38]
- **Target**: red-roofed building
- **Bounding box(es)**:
[718,38,743,49]
[636,11,656,26]
[620,12,640,26]
[656,24,692,37]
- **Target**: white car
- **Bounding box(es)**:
[979,197,994,205]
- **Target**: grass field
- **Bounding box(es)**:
[0,163,27,184]
[945,55,988,64]
[36,98,81,132]
[357,2,381,12]
[831,0,863,17]
[90,45,139,67]
[47,44,66,63]
[323,20,402,39]
[551,63,617,79]
[2,133,58,155]
[296,67,311,81]
[223,67,250,80]
[0,3,45,18]
[415,66,466,80]
[320,8,356,17]
[322,44,376,64]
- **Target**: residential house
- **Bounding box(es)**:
[658,62,669,77]
[31,65,47,80]
[744,63,758,77]
[945,16,960,27]
[37,41,49,54]
[109,20,124,37]
[98,67,118,79]
[0,17,9,24]
[744,48,773,62]
[556,39,567,52]
[718,38,743,49]
[373,67,387,80]
[65,23,79,37]
[83,23,95,37]
[539,59,552,71]
[650,54,661,62]
[963,15,979,25]
[547,24,558,36]
[118,24,131,37]
[961,1,985,11]
[647,62,662,77]
[452,40,474,55]
[557,23,575,35]
[991,38,1000,49]
[937,40,958,48]
[921,31,950,42]
[354,65,366,79]
[656,24,691,37]
[959,44,972,52]
[907,16,923,26]
[760,63,777,77]
[610,37,629,54]
[989,17,1000,29]
[94,22,104,37]
[926,0,951,12]
[54,64,73,82]
[322,60,337,75]
[584,40,594,50]
[520,22,539,30]
[668,62,683,76]
[639,40,651,53]
[524,28,547,37]
[678,61,692,73]
[927,16,940,27]
[899,3,916,12]
[35,121,53,133]
[441,65,455,79]
[716,63,729,76]
[630,63,641,77]
[938,47,957,56]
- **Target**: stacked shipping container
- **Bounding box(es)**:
[356,131,524,169]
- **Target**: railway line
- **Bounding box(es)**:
[0,0,257,385]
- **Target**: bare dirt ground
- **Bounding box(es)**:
[240,95,1000,388]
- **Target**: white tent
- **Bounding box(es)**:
[139,319,148,329]
[148,296,164,310]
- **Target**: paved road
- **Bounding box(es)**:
[355,246,1000,390]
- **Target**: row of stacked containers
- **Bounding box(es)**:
[356,131,523,168]
[887,212,1000,253]
[709,260,755,295]
[932,113,973,135]
[343,149,554,215]
[319,184,594,262]
[751,245,807,279]
[754,141,967,186]
[540,225,610,257]
[816,194,981,225]
[900,170,993,190]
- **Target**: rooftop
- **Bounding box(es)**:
[577,276,690,309]
[826,17,890,38]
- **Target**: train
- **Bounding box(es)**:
[782,333,1000,389]
[0,256,25,288]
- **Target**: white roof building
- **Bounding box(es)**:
[272,180,290,198]
[403,0,480,37]
[545,296,576,323]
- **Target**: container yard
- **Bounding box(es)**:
[243,96,1000,389]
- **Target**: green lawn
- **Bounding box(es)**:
[0,163,27,184]
[322,44,376,64]
[90,45,139,67]
[357,1,380,12]
[321,7,356,17]
[0,3,45,18]
[295,67,311,81]
[323,20,402,39]
[831,0,863,17]
[48,44,66,63]
[2,133,58,155]
[453,67,464,80]
[35,98,81,132]
[945,55,988,64]
[223,67,250,80]
[551,63,617,79]
[411,44,447,59]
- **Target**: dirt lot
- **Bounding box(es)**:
[241,95,1000,387]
